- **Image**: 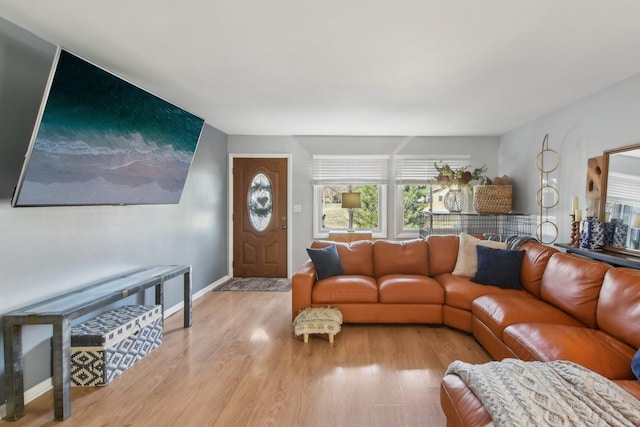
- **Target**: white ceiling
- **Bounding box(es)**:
[2,1,640,136]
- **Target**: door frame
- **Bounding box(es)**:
[228,153,293,278]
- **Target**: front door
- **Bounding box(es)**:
[233,157,287,277]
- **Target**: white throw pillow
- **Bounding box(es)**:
[452,232,507,277]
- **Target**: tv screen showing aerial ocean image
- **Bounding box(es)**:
[13,49,204,206]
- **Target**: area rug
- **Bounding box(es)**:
[213,277,292,292]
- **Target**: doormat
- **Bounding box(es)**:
[213,277,292,292]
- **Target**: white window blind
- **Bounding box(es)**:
[607,172,640,205]
[395,155,471,184]
[312,155,389,184]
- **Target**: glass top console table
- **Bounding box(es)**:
[3,265,192,421]
[554,243,640,269]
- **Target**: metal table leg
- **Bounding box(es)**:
[51,316,71,420]
[3,318,24,420]
[183,270,192,328]
[155,278,165,325]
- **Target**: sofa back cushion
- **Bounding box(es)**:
[311,240,374,276]
[373,239,429,277]
[597,268,640,349]
[518,241,559,297]
[540,253,611,328]
[425,235,459,276]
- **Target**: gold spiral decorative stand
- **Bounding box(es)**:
[536,134,560,244]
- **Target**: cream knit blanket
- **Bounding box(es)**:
[446,359,640,427]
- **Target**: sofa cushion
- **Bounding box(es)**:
[618,380,640,400]
[311,240,374,276]
[597,268,640,349]
[452,233,507,277]
[504,322,636,380]
[633,349,640,381]
[373,239,429,277]
[378,274,444,304]
[312,275,378,304]
[426,235,459,276]
[518,241,558,297]
[471,246,525,290]
[472,294,583,339]
[540,253,611,328]
[306,244,343,280]
[438,273,527,311]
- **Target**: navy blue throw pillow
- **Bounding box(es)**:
[306,244,344,280]
[633,348,640,380]
[471,246,525,290]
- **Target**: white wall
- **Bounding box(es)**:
[232,67,640,267]
[499,72,640,243]
[0,18,229,401]
[229,135,499,268]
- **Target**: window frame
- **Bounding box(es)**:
[312,155,389,239]
[313,184,388,239]
[395,155,471,238]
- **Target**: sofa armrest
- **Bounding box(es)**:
[441,374,493,427]
[292,259,317,320]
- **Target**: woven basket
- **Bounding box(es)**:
[473,185,512,214]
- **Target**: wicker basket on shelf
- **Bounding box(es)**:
[473,185,512,214]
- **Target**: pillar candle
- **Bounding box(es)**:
[572,196,579,212]
[575,209,582,222]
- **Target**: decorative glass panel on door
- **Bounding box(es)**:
[248,173,272,231]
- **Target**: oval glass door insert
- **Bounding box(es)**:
[248,173,273,231]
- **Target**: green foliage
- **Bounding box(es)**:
[403,185,430,228]
[353,185,378,229]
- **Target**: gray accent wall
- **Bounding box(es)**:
[228,135,499,269]
[0,18,228,402]
[499,71,640,243]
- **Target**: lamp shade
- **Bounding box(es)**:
[341,192,361,209]
[631,213,640,229]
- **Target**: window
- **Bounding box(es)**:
[317,184,383,230]
[395,156,471,237]
[313,156,388,238]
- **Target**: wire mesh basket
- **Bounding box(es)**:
[419,211,532,240]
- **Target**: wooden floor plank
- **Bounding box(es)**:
[0,291,490,426]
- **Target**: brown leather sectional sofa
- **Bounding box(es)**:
[291,235,640,426]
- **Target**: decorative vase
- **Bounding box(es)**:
[443,187,466,212]
[579,217,605,250]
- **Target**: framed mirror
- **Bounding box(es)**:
[600,143,640,255]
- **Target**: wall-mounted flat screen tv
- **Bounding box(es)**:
[12,47,205,207]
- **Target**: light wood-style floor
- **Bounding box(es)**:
[1,291,491,427]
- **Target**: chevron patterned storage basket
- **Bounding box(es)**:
[71,305,163,387]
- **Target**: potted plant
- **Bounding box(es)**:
[434,163,487,212]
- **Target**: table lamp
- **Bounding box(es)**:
[341,192,361,232]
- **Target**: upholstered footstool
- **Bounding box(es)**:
[293,307,343,343]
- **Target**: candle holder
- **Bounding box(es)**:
[570,214,580,247]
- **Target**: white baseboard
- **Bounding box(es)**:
[203,275,231,292]
[162,274,229,318]
[0,275,231,418]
